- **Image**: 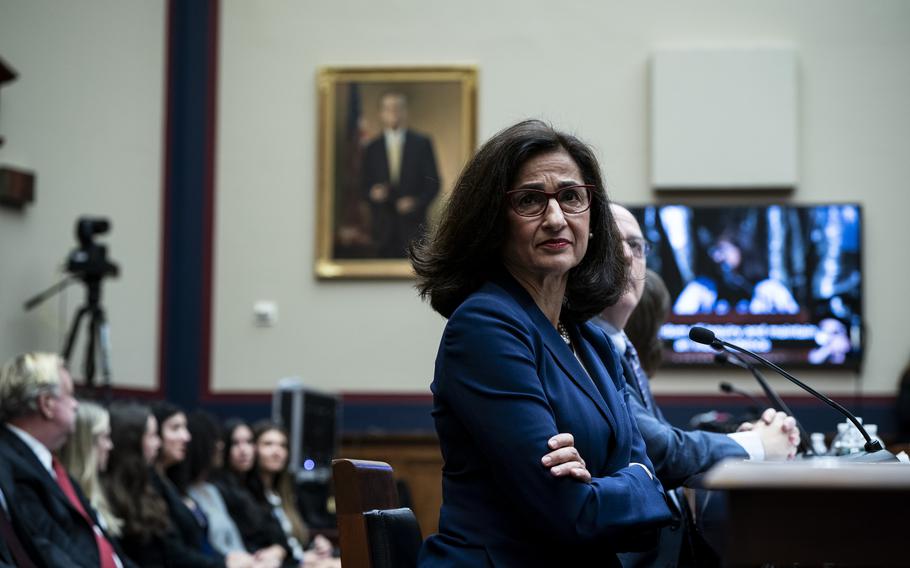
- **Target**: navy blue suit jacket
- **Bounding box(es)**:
[618,357,748,490]
[419,275,672,567]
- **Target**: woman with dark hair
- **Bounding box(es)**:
[624,269,672,378]
[410,119,671,566]
[148,402,254,568]
[247,422,337,568]
[105,402,169,565]
[212,420,295,566]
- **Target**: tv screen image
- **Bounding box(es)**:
[629,204,862,369]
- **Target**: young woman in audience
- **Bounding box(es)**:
[214,420,296,566]
[150,401,258,568]
[105,402,174,566]
[183,411,286,567]
[248,421,338,568]
[60,400,123,537]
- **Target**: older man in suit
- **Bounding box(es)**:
[0,352,129,568]
[0,460,40,567]
[592,205,799,566]
[361,91,440,258]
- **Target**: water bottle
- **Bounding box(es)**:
[810,432,828,456]
[832,417,866,455]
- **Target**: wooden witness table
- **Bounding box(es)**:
[703,458,910,567]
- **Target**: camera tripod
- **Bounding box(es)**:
[25,274,113,392]
[24,216,118,393]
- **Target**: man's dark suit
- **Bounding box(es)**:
[0,460,41,567]
[616,348,748,567]
[360,129,439,258]
[0,425,130,568]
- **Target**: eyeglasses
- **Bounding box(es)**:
[624,237,652,259]
[505,185,594,217]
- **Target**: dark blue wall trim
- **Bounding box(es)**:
[160,0,218,410]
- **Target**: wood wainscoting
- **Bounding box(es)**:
[339,433,443,536]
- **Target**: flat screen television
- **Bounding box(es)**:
[628,204,863,369]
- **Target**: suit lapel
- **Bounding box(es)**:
[0,427,86,522]
[491,274,616,424]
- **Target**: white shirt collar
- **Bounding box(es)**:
[5,423,55,477]
[384,128,404,145]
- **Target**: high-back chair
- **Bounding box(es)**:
[332,458,424,568]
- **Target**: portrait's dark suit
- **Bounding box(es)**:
[360,129,439,258]
[614,346,748,568]
[418,274,672,568]
[0,425,133,568]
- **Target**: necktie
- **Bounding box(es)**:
[0,502,36,568]
[622,334,655,410]
[387,135,402,185]
[52,458,118,568]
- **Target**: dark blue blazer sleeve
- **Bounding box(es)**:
[624,389,749,489]
[437,297,671,543]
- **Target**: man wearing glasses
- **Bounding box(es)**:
[0,353,130,568]
[588,204,799,566]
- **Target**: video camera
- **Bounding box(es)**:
[66,217,119,282]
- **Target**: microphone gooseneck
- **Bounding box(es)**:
[690,326,883,453]
[718,381,765,410]
[715,351,811,454]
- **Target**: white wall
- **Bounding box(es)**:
[0,0,166,390]
[1,1,907,398]
[213,0,910,396]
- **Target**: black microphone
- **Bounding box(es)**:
[719,381,765,411]
[715,352,811,454]
[690,326,885,454]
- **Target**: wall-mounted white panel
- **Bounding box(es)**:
[651,47,798,189]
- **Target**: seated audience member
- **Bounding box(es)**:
[60,400,123,537]
[249,422,338,568]
[151,402,257,568]
[182,411,285,567]
[1,454,41,566]
[213,420,297,567]
[549,205,801,567]
[0,352,128,568]
[106,402,250,568]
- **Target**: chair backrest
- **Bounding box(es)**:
[333,458,423,568]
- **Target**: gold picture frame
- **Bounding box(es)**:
[315,66,477,278]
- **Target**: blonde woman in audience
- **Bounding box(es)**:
[60,400,123,536]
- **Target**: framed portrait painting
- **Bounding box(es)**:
[315,66,477,278]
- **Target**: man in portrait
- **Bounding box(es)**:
[361,91,440,258]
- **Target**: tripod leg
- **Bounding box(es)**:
[62,306,89,365]
[95,307,113,390]
[85,309,98,387]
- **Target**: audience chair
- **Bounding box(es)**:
[332,458,423,568]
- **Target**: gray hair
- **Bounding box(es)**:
[0,352,64,422]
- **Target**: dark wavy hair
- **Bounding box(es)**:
[104,402,170,543]
[168,410,222,493]
[220,418,252,480]
[625,269,672,377]
[409,119,627,322]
